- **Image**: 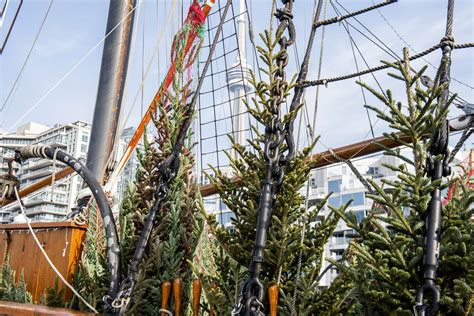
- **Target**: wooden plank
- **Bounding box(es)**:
[0,221,85,230]
[0,301,94,315]
[0,222,87,303]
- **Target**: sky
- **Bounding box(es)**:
[1,0,473,156]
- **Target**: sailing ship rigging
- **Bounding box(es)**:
[0,0,472,315]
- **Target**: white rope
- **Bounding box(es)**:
[14,187,98,314]
[50,147,60,202]
[158,308,173,316]
[7,0,144,132]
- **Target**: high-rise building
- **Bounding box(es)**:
[0,121,91,223]
[116,126,142,205]
[308,153,403,287]
[0,122,50,176]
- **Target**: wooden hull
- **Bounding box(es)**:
[0,222,87,303]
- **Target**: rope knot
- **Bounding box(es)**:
[440,35,454,49]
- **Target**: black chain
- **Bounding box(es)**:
[107,154,179,313]
[108,0,233,312]
[234,1,297,315]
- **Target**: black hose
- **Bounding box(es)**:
[16,145,120,299]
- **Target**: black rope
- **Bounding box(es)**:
[371,0,474,91]
[335,0,470,105]
[314,0,396,28]
[449,126,473,163]
[299,43,443,88]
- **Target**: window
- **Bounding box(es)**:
[328,179,342,193]
[82,134,89,142]
[310,178,317,188]
[328,196,341,208]
[353,210,366,223]
[367,167,379,175]
[219,200,228,211]
[81,144,88,153]
[217,211,235,225]
[341,192,365,206]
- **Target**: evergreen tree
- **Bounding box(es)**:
[332,49,473,315]
[72,24,205,315]
[200,27,346,314]
[0,257,33,304]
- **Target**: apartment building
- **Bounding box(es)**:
[0,121,91,223]
[116,126,143,205]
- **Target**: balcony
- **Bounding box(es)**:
[23,159,65,171]
[20,166,63,181]
[329,237,349,250]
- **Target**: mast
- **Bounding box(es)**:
[85,0,137,184]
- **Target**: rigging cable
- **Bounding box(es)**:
[372,0,473,90]
[291,1,327,313]
[299,40,472,88]
[1,0,54,113]
[116,0,177,144]
[449,126,473,163]
[110,1,231,312]
[14,187,98,314]
[7,0,144,133]
[334,0,470,106]
[416,0,455,313]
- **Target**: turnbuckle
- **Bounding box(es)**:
[414,279,440,316]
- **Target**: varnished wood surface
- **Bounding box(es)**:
[161,280,171,316]
[268,284,279,316]
[192,279,202,316]
[0,222,87,303]
[173,278,182,316]
[0,301,94,315]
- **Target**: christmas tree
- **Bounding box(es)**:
[199,26,347,314]
[332,49,473,315]
[71,24,205,315]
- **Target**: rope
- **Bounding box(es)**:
[50,147,60,202]
[328,148,375,195]
[372,0,473,90]
[299,40,472,88]
[343,13,375,138]
[314,0,395,28]
[14,187,98,314]
[158,308,173,316]
[1,0,54,112]
[454,42,474,49]
[449,126,473,163]
[290,1,327,313]
[7,0,143,132]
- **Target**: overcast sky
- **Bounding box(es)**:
[1,0,472,154]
